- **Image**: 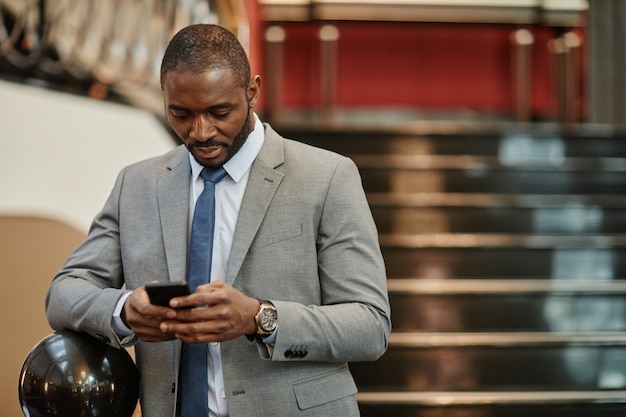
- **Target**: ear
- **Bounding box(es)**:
[247,75,261,108]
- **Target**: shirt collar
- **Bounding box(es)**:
[189,113,264,183]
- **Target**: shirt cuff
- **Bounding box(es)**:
[263,327,278,345]
[112,291,134,339]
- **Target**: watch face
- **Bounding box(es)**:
[259,307,277,332]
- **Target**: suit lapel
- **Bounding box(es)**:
[157,147,191,283]
[226,125,285,285]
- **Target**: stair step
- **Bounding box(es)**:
[358,401,626,417]
[369,193,626,234]
[388,280,626,332]
[367,192,626,208]
[388,332,626,347]
[351,333,626,391]
[356,390,626,406]
[387,278,626,294]
[382,246,626,278]
[352,154,626,171]
[379,233,626,248]
[284,125,626,159]
[373,206,626,234]
[359,168,626,194]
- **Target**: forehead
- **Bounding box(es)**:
[162,68,243,107]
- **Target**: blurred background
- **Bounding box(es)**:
[2,1,626,416]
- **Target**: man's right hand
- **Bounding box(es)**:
[122,286,180,342]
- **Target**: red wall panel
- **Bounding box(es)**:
[270,21,572,119]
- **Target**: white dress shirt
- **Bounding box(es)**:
[188,113,264,417]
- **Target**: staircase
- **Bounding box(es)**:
[283,123,626,416]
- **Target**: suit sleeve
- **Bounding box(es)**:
[45,167,129,348]
[269,156,391,362]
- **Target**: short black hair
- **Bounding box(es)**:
[160,24,250,89]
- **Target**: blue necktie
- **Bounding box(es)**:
[179,167,228,417]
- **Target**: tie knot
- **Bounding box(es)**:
[200,167,228,184]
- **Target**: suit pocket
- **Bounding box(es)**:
[249,223,303,252]
[292,366,358,410]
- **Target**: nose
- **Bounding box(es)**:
[190,114,216,142]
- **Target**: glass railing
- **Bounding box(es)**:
[0,0,248,113]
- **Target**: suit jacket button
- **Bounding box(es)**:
[284,349,293,358]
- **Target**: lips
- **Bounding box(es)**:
[194,145,222,160]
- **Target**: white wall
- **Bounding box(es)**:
[0,79,175,417]
[0,79,176,233]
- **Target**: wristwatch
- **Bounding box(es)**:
[247,299,277,341]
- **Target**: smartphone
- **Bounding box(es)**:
[145,281,191,307]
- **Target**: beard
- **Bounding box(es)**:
[186,110,252,167]
[224,110,252,162]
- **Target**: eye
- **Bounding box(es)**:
[212,111,231,119]
[171,110,191,120]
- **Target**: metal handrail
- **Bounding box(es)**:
[260,0,588,26]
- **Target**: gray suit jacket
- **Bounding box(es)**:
[46,123,391,417]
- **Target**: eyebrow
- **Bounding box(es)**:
[167,103,233,112]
